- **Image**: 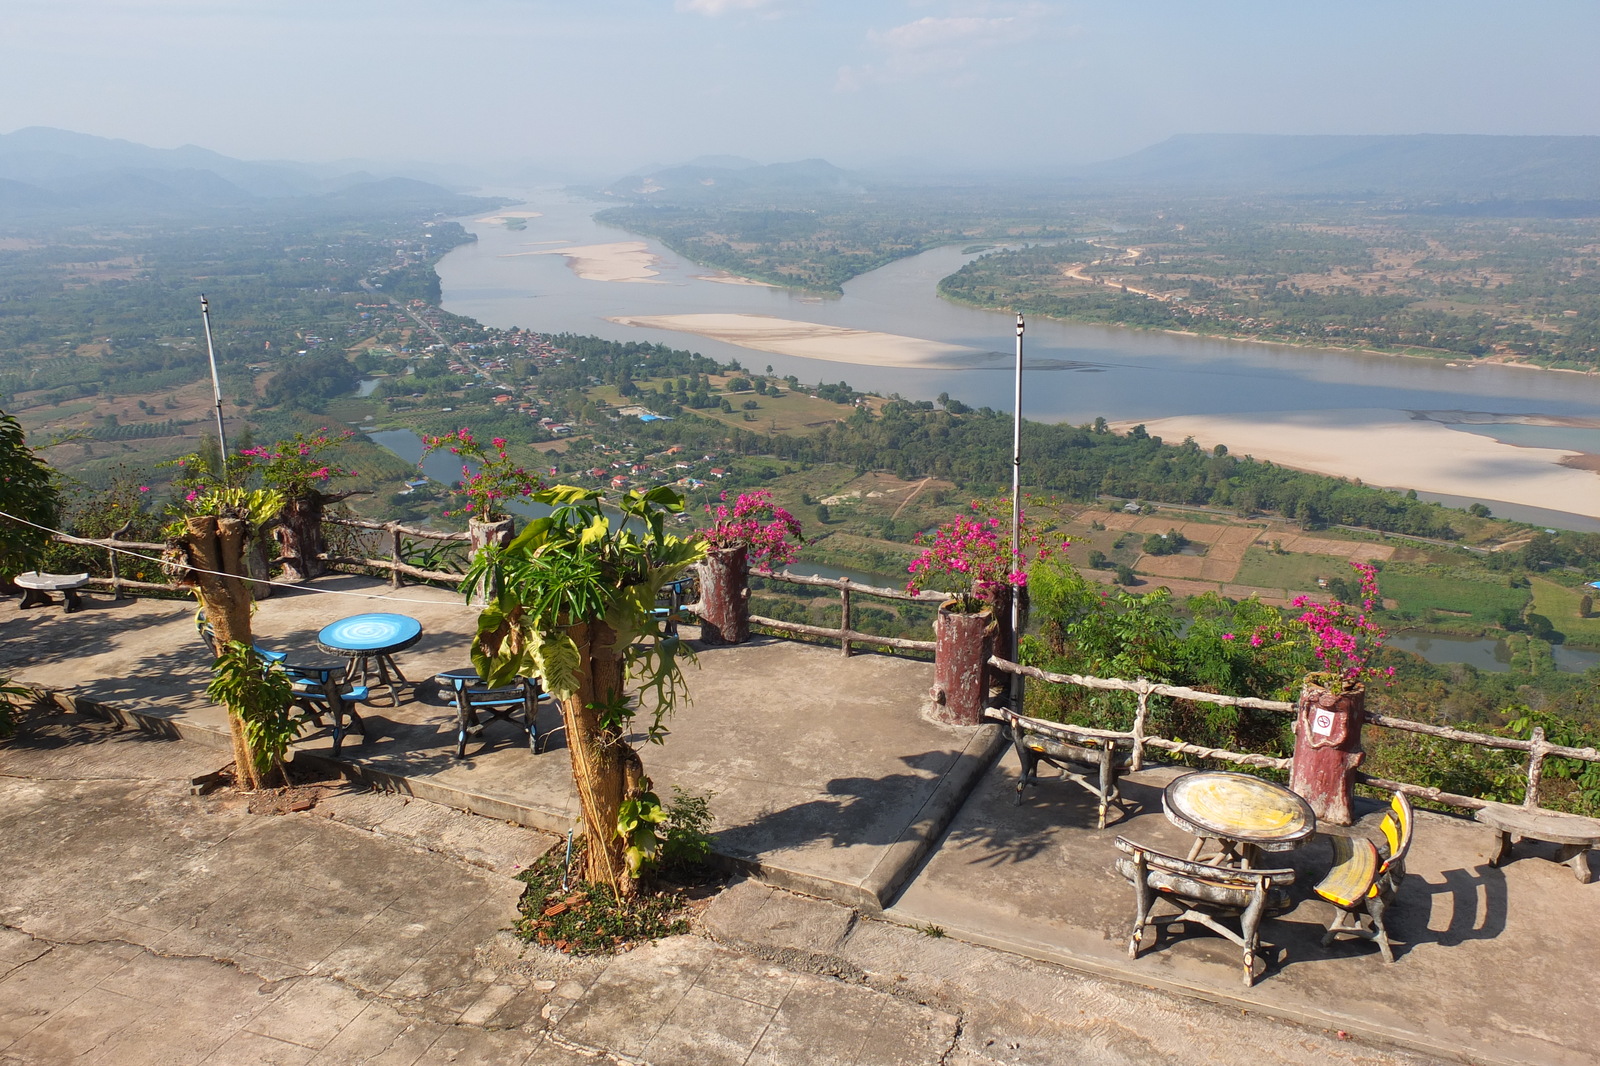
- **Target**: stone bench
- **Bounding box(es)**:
[14,572,91,614]
[1475,801,1600,884]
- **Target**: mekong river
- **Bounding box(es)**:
[435,191,1600,532]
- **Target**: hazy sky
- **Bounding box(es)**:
[6,0,1599,176]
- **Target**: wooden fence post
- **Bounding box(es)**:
[1132,683,1151,771]
[108,520,131,601]
[840,579,852,658]
[1525,725,1547,809]
[388,523,404,589]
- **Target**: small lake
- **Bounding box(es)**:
[1389,631,1600,674]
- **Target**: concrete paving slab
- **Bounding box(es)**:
[704,879,1448,1066]
[886,753,1597,1066]
[5,582,1000,914]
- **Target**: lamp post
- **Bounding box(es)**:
[200,295,228,473]
[1010,312,1024,708]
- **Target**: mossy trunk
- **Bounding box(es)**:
[177,515,268,790]
[560,619,647,899]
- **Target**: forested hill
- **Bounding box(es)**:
[1078,134,1600,199]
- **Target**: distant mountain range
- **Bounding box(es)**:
[1076,134,1600,199]
[0,127,493,221]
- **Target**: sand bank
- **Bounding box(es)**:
[1117,409,1600,517]
[502,241,664,283]
[474,210,543,223]
[606,313,981,368]
[695,273,780,289]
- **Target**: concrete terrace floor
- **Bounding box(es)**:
[1,576,1596,1065]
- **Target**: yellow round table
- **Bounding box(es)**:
[1163,770,1316,868]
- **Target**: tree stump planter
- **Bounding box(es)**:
[468,515,516,605]
[697,546,750,645]
[930,603,994,726]
[1290,679,1366,825]
[275,493,328,583]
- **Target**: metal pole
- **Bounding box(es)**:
[199,294,229,475]
[1010,313,1024,709]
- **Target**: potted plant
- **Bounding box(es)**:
[466,485,705,898]
[907,506,1033,724]
[243,430,360,583]
[1288,560,1393,823]
[422,429,544,557]
[695,489,804,644]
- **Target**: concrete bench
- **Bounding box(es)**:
[1475,801,1600,884]
[14,572,91,614]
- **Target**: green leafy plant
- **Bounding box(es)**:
[0,409,62,576]
[0,679,34,739]
[469,484,706,897]
[660,785,716,878]
[204,641,301,787]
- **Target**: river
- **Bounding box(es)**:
[434,191,1600,530]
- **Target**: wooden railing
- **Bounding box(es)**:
[322,517,470,587]
[987,654,1600,814]
[741,570,946,658]
[43,517,475,597]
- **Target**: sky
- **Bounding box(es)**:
[5,0,1600,178]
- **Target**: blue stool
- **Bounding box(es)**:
[282,664,369,758]
[434,669,547,759]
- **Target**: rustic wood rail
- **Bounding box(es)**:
[36,525,1600,820]
[739,570,945,658]
[986,653,1600,815]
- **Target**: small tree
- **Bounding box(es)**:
[163,485,291,789]
[467,485,704,898]
[0,410,61,577]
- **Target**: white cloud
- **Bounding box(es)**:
[675,0,774,14]
[837,10,1035,91]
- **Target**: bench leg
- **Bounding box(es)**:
[1488,829,1514,868]
[62,588,83,613]
[18,588,53,610]
[1554,844,1595,884]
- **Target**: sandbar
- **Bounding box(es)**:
[695,273,780,289]
[606,313,982,368]
[503,241,664,283]
[475,210,543,223]
[1118,409,1600,517]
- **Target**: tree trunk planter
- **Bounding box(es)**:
[275,493,328,583]
[468,516,516,605]
[697,546,750,645]
[929,603,994,726]
[976,583,1017,698]
[1290,679,1366,825]
[245,532,274,600]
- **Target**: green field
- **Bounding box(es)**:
[1529,578,1600,647]
[1377,570,1528,626]
[1233,548,1352,594]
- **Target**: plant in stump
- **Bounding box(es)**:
[467,485,705,899]
[163,482,287,789]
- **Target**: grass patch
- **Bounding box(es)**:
[513,846,691,956]
[1530,577,1600,646]
[1378,570,1528,625]
[1233,547,1349,592]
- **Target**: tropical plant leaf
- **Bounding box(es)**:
[536,634,584,700]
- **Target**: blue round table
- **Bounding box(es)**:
[317,613,423,705]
